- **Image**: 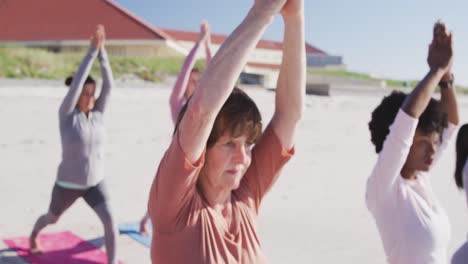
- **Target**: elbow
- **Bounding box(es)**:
[274,107,303,128]
[182,98,213,127]
[289,102,305,123]
[169,98,177,109]
[295,103,305,122]
[58,104,68,117]
[186,99,207,119]
[288,109,303,125]
[275,102,303,125]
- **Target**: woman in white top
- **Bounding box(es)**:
[366,21,459,264]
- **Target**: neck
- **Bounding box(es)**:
[401,165,418,180]
[79,108,91,117]
[198,178,232,208]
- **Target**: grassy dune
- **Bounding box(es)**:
[0,46,205,82]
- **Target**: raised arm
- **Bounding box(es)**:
[204,21,213,64]
[178,0,287,163]
[94,26,114,113]
[270,0,305,149]
[59,49,97,117]
[439,72,459,126]
[169,21,210,122]
[59,26,103,118]
[402,22,453,118]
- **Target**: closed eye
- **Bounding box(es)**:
[225,141,235,147]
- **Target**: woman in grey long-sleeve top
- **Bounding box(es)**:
[29,25,118,264]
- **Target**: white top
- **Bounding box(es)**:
[366,109,457,264]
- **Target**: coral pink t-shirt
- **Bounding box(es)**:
[149,125,294,264]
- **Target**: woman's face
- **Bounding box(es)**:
[78,83,96,113]
[200,131,253,192]
[404,129,440,172]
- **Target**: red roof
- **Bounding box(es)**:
[0,0,171,41]
[162,28,327,55]
[0,0,327,56]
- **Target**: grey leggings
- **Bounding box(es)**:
[30,181,117,264]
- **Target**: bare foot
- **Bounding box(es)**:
[29,236,42,254]
[139,220,149,237]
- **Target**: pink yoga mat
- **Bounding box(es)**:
[3,231,122,264]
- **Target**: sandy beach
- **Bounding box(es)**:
[0,80,467,263]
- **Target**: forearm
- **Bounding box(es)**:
[169,40,202,107]
[192,11,273,117]
[275,16,305,123]
[204,39,212,64]
[59,47,98,116]
[270,15,305,149]
[402,69,445,118]
[95,48,114,112]
[440,85,459,125]
[99,48,113,87]
[178,11,273,163]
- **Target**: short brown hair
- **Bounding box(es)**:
[175,87,262,148]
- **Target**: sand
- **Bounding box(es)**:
[0,80,467,263]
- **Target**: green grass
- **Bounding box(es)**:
[308,69,418,88]
[1,47,467,94]
[308,68,468,94]
[308,69,374,80]
[0,46,206,82]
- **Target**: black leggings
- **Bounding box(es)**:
[49,181,109,216]
[31,180,117,264]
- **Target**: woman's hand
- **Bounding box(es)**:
[280,0,304,19]
[251,0,288,19]
[90,24,106,50]
[427,21,453,73]
[199,20,209,42]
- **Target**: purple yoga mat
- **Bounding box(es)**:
[3,231,122,264]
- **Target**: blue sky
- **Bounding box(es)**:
[115,0,468,86]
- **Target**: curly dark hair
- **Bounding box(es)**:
[368,90,448,153]
[454,124,468,188]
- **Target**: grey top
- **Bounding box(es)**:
[56,47,114,187]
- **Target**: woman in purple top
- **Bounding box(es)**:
[139,20,213,236]
[29,25,118,264]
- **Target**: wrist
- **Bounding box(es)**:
[247,7,275,25]
[439,73,454,89]
[283,15,305,30]
[282,13,305,23]
[441,71,453,81]
[429,67,446,78]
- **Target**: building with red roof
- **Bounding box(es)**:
[0,0,344,87]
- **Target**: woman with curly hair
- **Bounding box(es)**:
[366,21,459,264]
